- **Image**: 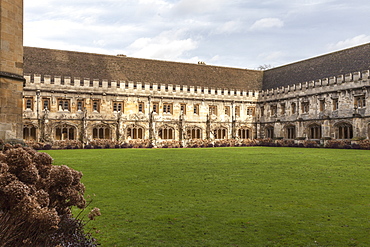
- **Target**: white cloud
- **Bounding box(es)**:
[250,18,284,31]
[172,0,226,15]
[328,35,370,51]
[214,21,243,34]
[127,29,198,61]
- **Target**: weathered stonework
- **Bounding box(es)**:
[0,0,24,141]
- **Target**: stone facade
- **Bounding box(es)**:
[0,0,24,141]
[21,44,370,145]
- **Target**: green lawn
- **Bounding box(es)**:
[45,147,370,247]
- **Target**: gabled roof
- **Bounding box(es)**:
[262,43,370,90]
[23,47,263,91]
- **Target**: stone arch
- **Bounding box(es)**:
[126,124,145,139]
[265,125,274,139]
[54,123,78,141]
[157,124,175,140]
[186,126,202,139]
[284,124,296,139]
[334,121,353,139]
[23,123,37,141]
[238,126,252,139]
[92,124,112,140]
[307,123,322,139]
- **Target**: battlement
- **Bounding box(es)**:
[259,70,370,101]
[24,74,259,101]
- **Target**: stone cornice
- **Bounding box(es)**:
[0,71,25,82]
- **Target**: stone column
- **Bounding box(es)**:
[0,0,24,141]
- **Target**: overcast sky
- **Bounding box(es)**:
[24,0,370,69]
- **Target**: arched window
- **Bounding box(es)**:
[265,126,274,139]
[158,126,175,139]
[238,128,251,139]
[214,127,228,139]
[186,127,202,139]
[127,126,144,139]
[308,124,322,139]
[23,125,37,141]
[285,125,296,139]
[93,125,111,139]
[336,123,353,139]
[55,125,76,140]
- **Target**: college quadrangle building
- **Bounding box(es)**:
[1,0,370,145]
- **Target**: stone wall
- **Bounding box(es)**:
[0,0,24,140]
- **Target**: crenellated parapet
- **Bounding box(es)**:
[24,74,259,102]
[259,70,370,101]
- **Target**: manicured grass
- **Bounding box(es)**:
[45,147,370,246]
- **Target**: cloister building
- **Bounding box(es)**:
[21,43,370,144]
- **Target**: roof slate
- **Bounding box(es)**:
[262,43,370,90]
[23,47,263,91]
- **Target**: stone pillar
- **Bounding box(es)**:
[0,0,24,141]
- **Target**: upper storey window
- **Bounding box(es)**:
[180,104,186,115]
[24,97,33,110]
[332,98,339,111]
[163,103,172,114]
[92,100,100,112]
[193,104,199,115]
[58,99,70,111]
[247,107,255,116]
[138,102,145,113]
[209,105,217,116]
[291,102,296,114]
[42,98,50,111]
[152,102,159,113]
[301,101,309,113]
[113,102,123,112]
[354,96,366,108]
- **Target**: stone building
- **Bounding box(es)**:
[21,43,370,145]
[0,0,24,141]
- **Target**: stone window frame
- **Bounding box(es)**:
[332,98,339,111]
[77,99,84,111]
[138,102,145,113]
[42,98,50,111]
[247,107,255,116]
[186,126,202,139]
[308,124,322,139]
[55,124,76,140]
[92,125,111,139]
[335,122,353,140]
[126,125,144,139]
[23,124,37,141]
[113,101,123,113]
[209,105,217,116]
[280,103,286,115]
[285,125,296,139]
[213,127,228,140]
[25,97,33,110]
[238,127,251,139]
[235,106,241,117]
[58,99,70,112]
[158,125,175,140]
[152,102,159,113]
[163,103,173,114]
[180,103,186,115]
[265,126,274,139]
[270,104,277,116]
[319,99,325,112]
[92,99,100,112]
[224,106,231,116]
[301,101,309,114]
[354,95,366,108]
[193,104,200,115]
[291,102,297,115]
